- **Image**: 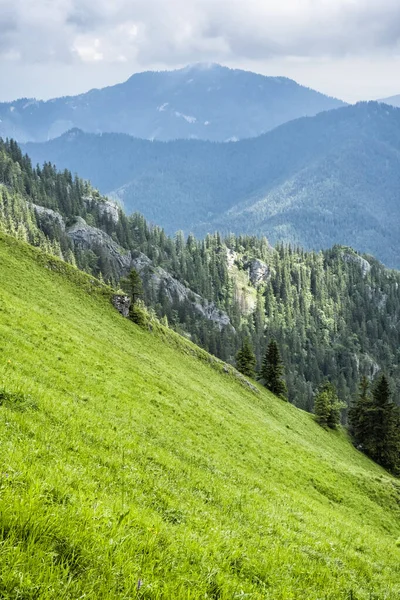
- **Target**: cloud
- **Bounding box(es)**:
[2,0,400,67]
[2,0,400,101]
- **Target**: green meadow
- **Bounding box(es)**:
[0,232,399,599]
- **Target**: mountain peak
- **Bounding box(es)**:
[181,62,224,72]
[1,65,345,144]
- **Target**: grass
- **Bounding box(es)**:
[0,231,399,599]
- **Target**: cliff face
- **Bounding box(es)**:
[131,252,231,329]
[67,216,132,275]
[35,205,232,330]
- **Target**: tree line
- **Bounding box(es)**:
[1,137,400,421]
[235,334,400,475]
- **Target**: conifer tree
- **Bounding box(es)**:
[369,374,400,473]
[349,374,400,474]
[314,381,344,429]
[348,376,373,445]
[235,338,256,379]
[261,340,287,399]
[314,388,330,427]
[121,268,143,305]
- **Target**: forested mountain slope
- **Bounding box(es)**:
[1,137,400,412]
[1,231,400,599]
[25,102,400,268]
[0,63,344,143]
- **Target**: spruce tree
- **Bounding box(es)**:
[235,338,256,379]
[314,388,330,427]
[314,381,344,429]
[370,374,400,473]
[348,376,373,446]
[261,340,287,399]
[349,374,400,474]
[121,268,143,305]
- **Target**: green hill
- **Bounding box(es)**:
[1,231,400,599]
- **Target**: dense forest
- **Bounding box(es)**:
[25,102,400,268]
[1,137,400,413]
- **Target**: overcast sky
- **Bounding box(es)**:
[1,0,400,102]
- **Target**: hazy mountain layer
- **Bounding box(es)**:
[1,63,345,143]
[25,102,400,268]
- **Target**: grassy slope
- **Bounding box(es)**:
[0,233,399,600]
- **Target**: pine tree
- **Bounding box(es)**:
[349,374,400,474]
[370,374,400,473]
[261,340,287,399]
[235,338,256,379]
[348,376,373,446]
[314,381,344,429]
[314,388,330,427]
[121,268,143,305]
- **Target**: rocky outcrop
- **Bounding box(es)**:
[32,203,66,231]
[226,248,238,269]
[112,294,131,317]
[244,257,270,286]
[132,252,231,329]
[341,250,371,277]
[28,199,232,329]
[83,196,120,223]
[67,217,132,275]
[63,216,231,329]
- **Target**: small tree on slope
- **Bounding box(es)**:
[120,268,146,326]
[261,340,287,400]
[121,268,143,305]
[236,338,256,379]
[314,388,331,427]
[314,381,344,429]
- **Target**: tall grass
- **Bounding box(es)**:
[0,232,399,599]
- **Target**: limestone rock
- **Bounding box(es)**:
[67,217,132,277]
[83,196,120,223]
[112,294,131,317]
[244,257,270,286]
[32,203,66,231]
[341,250,371,277]
[132,252,232,330]
[226,248,238,269]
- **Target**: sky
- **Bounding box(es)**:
[1,0,400,102]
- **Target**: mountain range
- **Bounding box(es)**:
[0,63,345,143]
[25,101,400,269]
[379,94,400,108]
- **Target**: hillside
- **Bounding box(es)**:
[2,137,400,412]
[0,63,345,143]
[25,102,400,269]
[1,231,400,598]
[379,96,400,108]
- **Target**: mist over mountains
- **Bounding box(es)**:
[0,63,345,143]
[25,101,400,269]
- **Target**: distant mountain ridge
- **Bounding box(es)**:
[24,102,400,269]
[0,63,345,143]
[379,95,400,108]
